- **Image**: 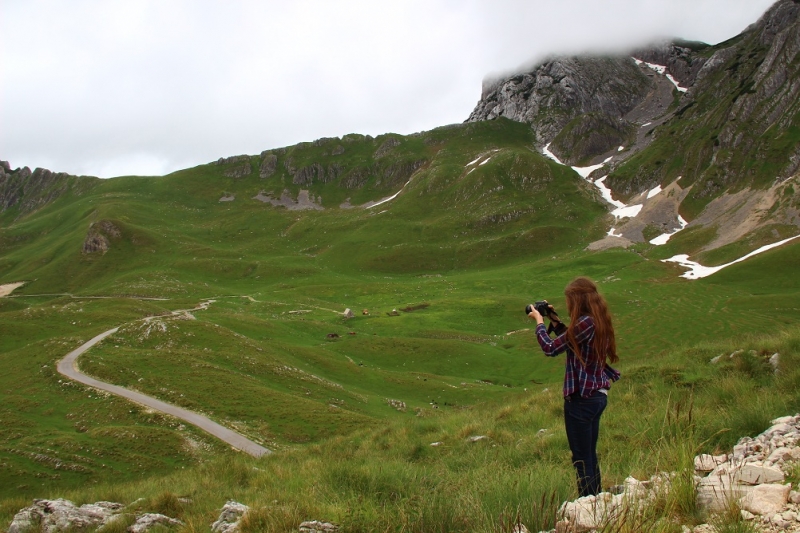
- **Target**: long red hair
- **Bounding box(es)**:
[564,277,618,366]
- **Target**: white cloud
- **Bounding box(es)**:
[0,0,777,177]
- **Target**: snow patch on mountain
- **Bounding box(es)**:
[633,57,689,93]
[663,235,800,279]
[650,215,688,245]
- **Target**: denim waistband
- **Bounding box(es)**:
[565,388,608,401]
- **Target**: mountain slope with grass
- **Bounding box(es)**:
[467,0,800,263]
[0,118,619,501]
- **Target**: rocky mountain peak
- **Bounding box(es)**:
[466,56,653,164]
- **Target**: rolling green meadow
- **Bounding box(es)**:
[2,119,800,532]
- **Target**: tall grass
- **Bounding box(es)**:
[3,325,796,532]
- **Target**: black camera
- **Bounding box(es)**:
[525,301,553,317]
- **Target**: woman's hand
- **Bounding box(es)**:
[527,305,544,325]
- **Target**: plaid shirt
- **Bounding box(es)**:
[535,315,620,398]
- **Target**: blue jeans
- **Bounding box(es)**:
[564,392,607,496]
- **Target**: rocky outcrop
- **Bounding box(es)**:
[253,189,324,211]
[259,152,278,179]
[8,498,188,533]
[129,513,184,533]
[299,520,339,533]
[374,137,401,158]
[535,414,800,533]
[82,220,121,253]
[284,156,425,192]
[215,155,249,166]
[211,501,249,533]
[336,159,426,191]
[0,162,98,217]
[549,113,636,166]
[8,499,124,533]
[466,56,653,164]
[82,220,122,254]
[215,155,252,178]
[224,163,252,178]
[293,163,333,186]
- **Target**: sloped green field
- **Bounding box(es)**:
[1,118,799,531]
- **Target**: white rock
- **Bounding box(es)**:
[623,476,646,495]
[343,308,354,319]
[770,514,790,528]
[741,510,755,520]
[559,493,620,532]
[768,447,800,463]
[696,475,752,512]
[789,490,800,504]
[8,499,124,533]
[211,501,250,533]
[299,520,339,533]
[694,454,728,472]
[740,483,791,516]
[511,524,529,533]
[771,416,794,426]
[129,513,184,533]
[554,519,571,533]
[769,353,780,373]
[766,424,794,439]
[730,463,785,485]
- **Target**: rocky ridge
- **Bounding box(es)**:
[466,56,655,165]
[0,161,98,217]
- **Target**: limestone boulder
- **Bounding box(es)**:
[8,499,123,533]
[730,463,785,485]
[129,513,184,533]
[694,454,728,473]
[740,483,791,516]
[299,520,339,532]
[211,501,250,533]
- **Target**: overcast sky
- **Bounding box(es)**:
[1,0,777,179]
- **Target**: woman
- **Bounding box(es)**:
[528,277,620,497]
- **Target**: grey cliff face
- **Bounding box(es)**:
[466,56,653,163]
[752,0,800,46]
[259,152,278,179]
[0,163,97,217]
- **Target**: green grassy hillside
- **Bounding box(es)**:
[1,116,800,532]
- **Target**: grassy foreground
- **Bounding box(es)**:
[2,323,798,533]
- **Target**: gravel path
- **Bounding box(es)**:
[57,327,271,458]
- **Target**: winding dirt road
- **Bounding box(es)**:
[57,327,271,458]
